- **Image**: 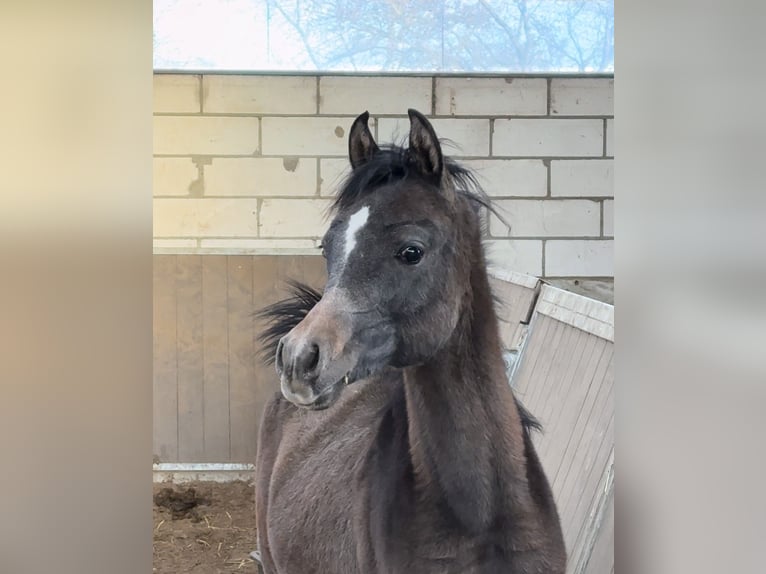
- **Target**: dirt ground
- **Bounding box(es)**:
[153,480,259,574]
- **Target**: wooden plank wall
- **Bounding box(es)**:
[153,255,326,464]
[509,292,614,574]
[583,487,614,574]
[488,275,537,351]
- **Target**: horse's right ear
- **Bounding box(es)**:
[348,111,379,169]
[407,109,444,181]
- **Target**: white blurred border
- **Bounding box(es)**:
[0,2,153,574]
[619,1,766,573]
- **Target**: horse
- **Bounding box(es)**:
[254,109,566,573]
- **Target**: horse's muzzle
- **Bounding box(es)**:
[275,291,357,409]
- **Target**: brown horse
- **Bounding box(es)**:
[254,110,566,573]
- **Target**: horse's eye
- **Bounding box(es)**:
[396,245,424,265]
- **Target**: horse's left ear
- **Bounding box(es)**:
[407,109,443,181]
[348,111,380,169]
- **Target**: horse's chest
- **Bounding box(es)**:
[265,390,386,573]
[269,433,360,526]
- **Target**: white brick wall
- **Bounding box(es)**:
[551,78,614,116]
[463,159,547,197]
[153,73,613,277]
[606,119,614,157]
[154,158,199,197]
[154,116,260,155]
[199,239,317,252]
[320,76,431,115]
[319,158,350,196]
[204,158,317,197]
[203,75,316,114]
[259,199,332,238]
[261,117,358,156]
[490,199,601,237]
[153,198,259,237]
[434,77,547,116]
[153,74,200,113]
[493,118,603,157]
[603,199,614,237]
[484,240,543,277]
[550,160,613,197]
[153,239,198,250]
[545,240,613,277]
[153,239,318,255]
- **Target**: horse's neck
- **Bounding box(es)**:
[402,263,528,533]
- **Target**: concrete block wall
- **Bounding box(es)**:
[154,74,613,279]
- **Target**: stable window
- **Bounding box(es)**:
[154,0,614,73]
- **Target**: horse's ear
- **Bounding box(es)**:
[407,109,443,180]
[348,111,379,169]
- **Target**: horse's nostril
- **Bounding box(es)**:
[275,338,285,374]
[307,344,320,372]
[294,343,320,380]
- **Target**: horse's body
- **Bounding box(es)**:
[255,110,566,573]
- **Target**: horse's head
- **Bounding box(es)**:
[274,109,485,409]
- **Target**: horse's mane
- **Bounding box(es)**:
[255,280,541,434]
[255,281,322,365]
[331,143,505,228]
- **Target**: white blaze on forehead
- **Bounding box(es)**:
[343,206,370,262]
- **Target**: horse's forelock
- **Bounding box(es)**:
[330,143,494,218]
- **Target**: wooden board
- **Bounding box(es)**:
[176,255,204,462]
[153,256,178,462]
[202,256,230,461]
